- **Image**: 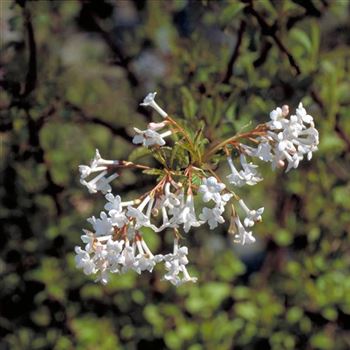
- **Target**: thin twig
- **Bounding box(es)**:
[22,7,37,97]
[222,20,247,84]
[245,1,301,76]
[64,101,132,143]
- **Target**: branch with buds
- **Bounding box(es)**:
[76,92,319,286]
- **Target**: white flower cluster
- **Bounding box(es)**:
[75,190,198,285]
[76,92,319,286]
[242,103,319,172]
[79,149,119,194]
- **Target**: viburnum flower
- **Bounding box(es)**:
[198,176,231,204]
[75,91,319,286]
[132,127,172,147]
[231,216,256,245]
[87,212,113,236]
[199,206,225,229]
[238,199,264,227]
[140,92,168,118]
[226,154,262,187]
[174,194,203,233]
[75,247,96,275]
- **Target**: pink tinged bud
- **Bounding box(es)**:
[148,121,167,131]
[277,160,285,168]
[151,208,159,217]
[282,105,289,117]
[228,215,237,235]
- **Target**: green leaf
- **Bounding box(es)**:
[310,333,333,349]
[170,143,189,169]
[219,3,245,23]
[181,87,197,120]
[291,28,312,54]
[128,147,152,162]
[191,174,201,187]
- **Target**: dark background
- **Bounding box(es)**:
[1,0,350,349]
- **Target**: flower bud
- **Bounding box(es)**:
[282,105,289,117]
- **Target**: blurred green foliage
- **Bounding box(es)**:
[1,0,350,349]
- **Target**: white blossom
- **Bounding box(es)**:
[199,206,225,230]
[173,194,202,233]
[198,176,229,204]
[81,229,95,252]
[87,211,113,236]
[269,107,285,129]
[132,127,172,147]
[161,182,181,209]
[80,171,118,194]
[238,199,264,227]
[296,102,313,124]
[233,217,256,245]
[106,239,124,268]
[227,155,262,187]
[126,196,158,231]
[140,92,168,118]
[265,103,319,172]
[104,193,128,228]
[78,165,107,179]
[243,142,273,162]
[120,242,139,273]
[79,149,118,179]
[75,246,96,275]
[163,239,197,286]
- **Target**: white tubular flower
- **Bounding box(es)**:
[198,176,226,203]
[226,157,246,187]
[176,194,202,233]
[141,238,164,263]
[134,239,161,273]
[239,155,263,185]
[238,199,264,227]
[120,241,139,273]
[132,127,172,147]
[79,165,107,179]
[127,195,158,230]
[79,149,119,179]
[140,92,168,118]
[105,239,124,272]
[81,229,95,252]
[163,239,197,286]
[162,182,181,209]
[233,217,256,245]
[256,142,273,162]
[80,171,119,194]
[104,193,128,228]
[266,103,319,172]
[104,193,122,212]
[296,102,314,125]
[243,142,273,162]
[87,211,113,237]
[91,149,120,167]
[199,206,225,230]
[226,155,262,187]
[268,107,286,129]
[127,206,149,229]
[79,149,119,194]
[75,247,96,275]
[95,270,109,285]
